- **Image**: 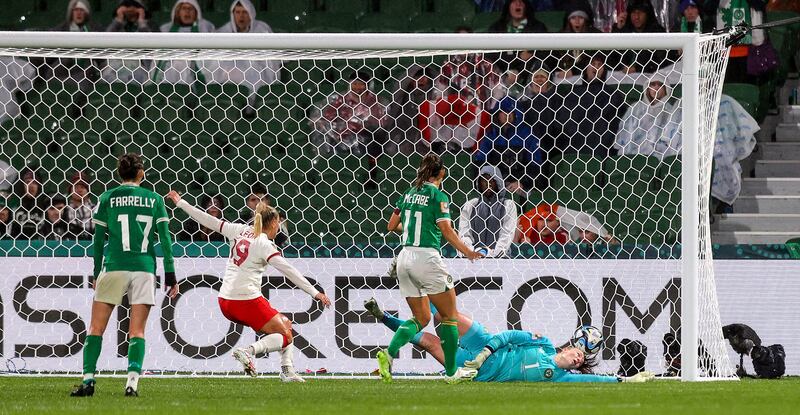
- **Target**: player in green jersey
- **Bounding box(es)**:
[377,153,484,384]
[71,153,179,398]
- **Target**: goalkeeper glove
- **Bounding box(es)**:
[622,371,655,383]
[465,347,493,370]
[387,257,398,279]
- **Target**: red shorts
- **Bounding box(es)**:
[218,297,279,331]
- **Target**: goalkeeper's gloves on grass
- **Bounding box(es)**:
[622,371,655,383]
[465,347,493,370]
[387,257,398,279]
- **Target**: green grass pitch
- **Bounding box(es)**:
[1,376,798,415]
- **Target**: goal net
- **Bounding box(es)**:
[0,32,737,380]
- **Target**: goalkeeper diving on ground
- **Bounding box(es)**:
[365,296,654,383]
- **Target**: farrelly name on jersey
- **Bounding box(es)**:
[109,196,157,208]
[403,193,430,206]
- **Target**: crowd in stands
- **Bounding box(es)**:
[0,0,795,247]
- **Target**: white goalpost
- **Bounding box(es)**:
[0,31,737,381]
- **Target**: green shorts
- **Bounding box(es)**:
[94,271,156,306]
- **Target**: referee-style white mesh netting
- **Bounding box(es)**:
[0,33,738,379]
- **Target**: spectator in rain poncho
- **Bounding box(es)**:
[616,79,758,204]
[205,0,281,106]
[153,0,216,84]
[709,95,758,204]
[458,165,518,258]
[103,0,158,84]
[0,57,36,125]
[613,77,682,160]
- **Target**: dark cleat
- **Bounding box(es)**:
[125,387,138,397]
[364,297,384,321]
[70,380,95,397]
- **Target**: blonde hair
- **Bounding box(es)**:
[253,202,280,237]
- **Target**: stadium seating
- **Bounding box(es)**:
[536,11,564,33]
[410,13,471,33]
[471,12,500,32]
[377,0,422,19]
[432,0,476,22]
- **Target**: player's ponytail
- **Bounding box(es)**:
[253,202,280,237]
[118,153,144,182]
[414,153,444,189]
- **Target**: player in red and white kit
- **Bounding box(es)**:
[166,190,331,382]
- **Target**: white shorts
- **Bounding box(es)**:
[94,271,156,306]
[396,247,453,298]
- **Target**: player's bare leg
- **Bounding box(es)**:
[234,313,304,382]
[71,301,114,397]
[124,304,151,397]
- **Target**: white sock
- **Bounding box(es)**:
[248,333,284,356]
[280,344,294,373]
[82,373,94,382]
[125,371,140,390]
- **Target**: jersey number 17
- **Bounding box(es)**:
[118,214,153,253]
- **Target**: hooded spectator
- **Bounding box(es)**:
[46,0,103,95]
[206,0,281,103]
[614,77,682,159]
[673,0,712,33]
[458,165,518,257]
[153,0,216,84]
[552,1,601,79]
[612,0,674,74]
[487,0,548,74]
[52,0,102,32]
[103,0,157,84]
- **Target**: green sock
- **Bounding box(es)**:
[82,335,102,381]
[438,319,459,377]
[127,337,146,374]
[387,318,423,358]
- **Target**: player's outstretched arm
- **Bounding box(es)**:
[438,220,484,261]
[166,190,223,230]
[556,371,655,383]
[269,255,331,308]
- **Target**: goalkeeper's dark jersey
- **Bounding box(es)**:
[91,184,175,278]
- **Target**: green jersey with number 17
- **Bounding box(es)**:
[394,182,451,250]
[92,184,175,276]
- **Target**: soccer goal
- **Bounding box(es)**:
[0,31,737,380]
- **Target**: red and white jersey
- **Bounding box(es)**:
[218,222,280,300]
[174,199,320,301]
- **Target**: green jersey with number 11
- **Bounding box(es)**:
[394,182,451,250]
[91,184,175,279]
